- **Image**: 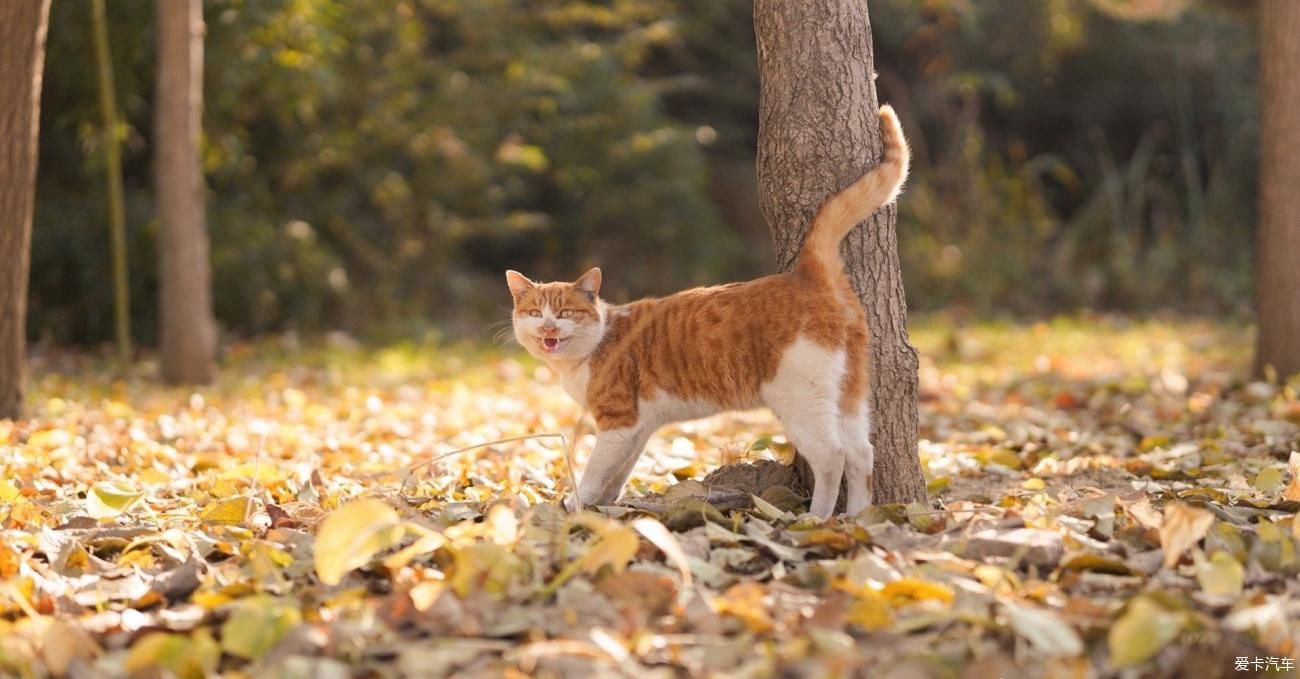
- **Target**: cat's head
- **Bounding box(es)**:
[505,268,606,362]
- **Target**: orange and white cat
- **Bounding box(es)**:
[507,106,909,518]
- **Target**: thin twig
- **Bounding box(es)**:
[400,433,569,497]
[246,431,266,525]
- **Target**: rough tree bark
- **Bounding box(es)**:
[754,0,926,503]
[156,0,217,384]
[1255,0,1300,381]
[0,0,52,420]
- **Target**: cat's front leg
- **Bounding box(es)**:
[566,427,650,510]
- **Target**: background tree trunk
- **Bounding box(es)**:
[156,0,217,384]
[1255,0,1300,381]
[0,0,52,420]
[754,0,925,504]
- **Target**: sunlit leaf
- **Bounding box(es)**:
[200,496,253,525]
[314,498,405,585]
[881,578,954,604]
[86,481,145,519]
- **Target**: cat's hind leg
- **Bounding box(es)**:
[840,399,875,516]
[762,338,847,518]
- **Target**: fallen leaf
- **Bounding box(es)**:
[314,498,405,586]
[1005,603,1084,657]
[42,618,102,676]
[1159,503,1213,568]
[1108,597,1184,668]
[1194,550,1244,598]
[1283,452,1300,502]
[632,517,693,588]
[200,496,253,525]
[578,524,640,576]
[1253,467,1284,493]
[220,595,302,660]
[125,630,220,679]
[714,582,772,633]
[86,481,145,519]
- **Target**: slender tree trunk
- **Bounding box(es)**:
[92,0,133,363]
[156,0,217,384]
[0,0,52,420]
[754,0,925,504]
[1255,0,1300,381]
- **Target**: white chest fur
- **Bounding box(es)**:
[557,361,592,407]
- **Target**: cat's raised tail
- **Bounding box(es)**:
[798,105,910,278]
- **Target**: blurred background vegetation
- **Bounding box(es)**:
[31,0,1259,345]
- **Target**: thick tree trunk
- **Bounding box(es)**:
[754,0,925,504]
[156,0,217,384]
[0,0,52,420]
[1255,0,1300,381]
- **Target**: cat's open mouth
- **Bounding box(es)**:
[541,337,568,353]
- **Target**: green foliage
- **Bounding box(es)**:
[870,0,1256,313]
[33,0,732,342]
[30,0,1259,344]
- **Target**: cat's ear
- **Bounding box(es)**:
[574,267,602,299]
[505,270,535,299]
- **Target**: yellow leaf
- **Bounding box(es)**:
[1108,597,1184,668]
[846,589,893,631]
[201,497,253,525]
[881,578,955,604]
[125,630,219,679]
[1159,502,1213,568]
[1195,550,1244,597]
[449,542,525,598]
[220,596,301,660]
[314,499,405,586]
[1253,467,1284,493]
[117,548,156,570]
[714,582,773,633]
[1021,478,1046,491]
[803,528,856,553]
[86,481,145,519]
[0,479,20,502]
[577,525,640,576]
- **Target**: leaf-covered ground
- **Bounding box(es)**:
[2,316,1298,678]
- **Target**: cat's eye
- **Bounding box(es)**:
[558,309,574,319]
[526,309,542,318]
